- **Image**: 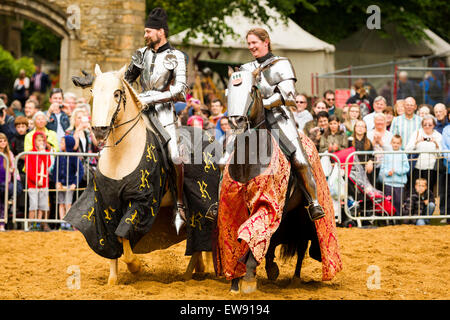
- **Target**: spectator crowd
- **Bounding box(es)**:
[0,64,449,232]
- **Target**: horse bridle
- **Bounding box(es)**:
[230,87,265,135]
[101,81,143,148]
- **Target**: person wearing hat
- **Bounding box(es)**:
[123,7,189,233]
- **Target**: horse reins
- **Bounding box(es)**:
[102,83,143,148]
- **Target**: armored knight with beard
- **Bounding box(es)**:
[239,28,325,221]
[123,8,188,232]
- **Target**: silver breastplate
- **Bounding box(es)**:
[241,60,276,98]
[140,48,178,92]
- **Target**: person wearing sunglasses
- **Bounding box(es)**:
[323,90,343,122]
[292,93,313,131]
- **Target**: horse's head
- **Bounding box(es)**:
[226,67,262,134]
[90,64,129,141]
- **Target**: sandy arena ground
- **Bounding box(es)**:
[0,224,449,300]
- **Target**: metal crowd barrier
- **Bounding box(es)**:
[12,151,99,231]
[342,150,450,227]
[0,153,10,228]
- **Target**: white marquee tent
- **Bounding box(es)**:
[169,6,335,97]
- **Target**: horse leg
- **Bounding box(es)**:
[121,238,141,274]
[265,243,280,281]
[195,252,206,273]
[202,251,214,274]
[291,238,308,286]
[240,251,258,294]
[107,259,118,285]
[183,251,201,280]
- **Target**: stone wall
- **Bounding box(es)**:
[0,0,146,98]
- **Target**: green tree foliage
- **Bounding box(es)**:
[146,0,449,45]
[21,19,61,62]
[0,45,35,97]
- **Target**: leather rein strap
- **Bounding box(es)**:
[102,81,143,148]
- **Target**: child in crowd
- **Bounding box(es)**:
[0,133,15,231]
[25,131,52,231]
[378,135,409,220]
[319,115,348,153]
[402,178,435,225]
[10,116,29,222]
[52,135,84,230]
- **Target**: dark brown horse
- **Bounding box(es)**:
[220,68,320,294]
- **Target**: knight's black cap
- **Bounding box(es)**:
[145,7,168,33]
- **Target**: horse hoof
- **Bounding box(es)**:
[126,258,141,274]
[265,262,279,281]
[183,272,193,281]
[240,278,257,294]
[229,278,241,294]
[290,276,302,286]
[107,276,117,285]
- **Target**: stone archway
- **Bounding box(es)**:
[0,0,145,97]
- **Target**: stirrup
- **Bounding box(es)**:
[305,202,325,221]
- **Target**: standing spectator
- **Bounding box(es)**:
[390,97,422,150]
[346,79,373,118]
[0,133,15,231]
[65,108,98,154]
[420,72,442,106]
[7,100,25,117]
[323,90,343,122]
[52,135,84,230]
[405,115,442,193]
[363,96,387,131]
[24,99,39,130]
[379,135,409,220]
[293,93,313,131]
[0,99,17,142]
[303,99,327,134]
[418,104,432,118]
[208,99,225,126]
[30,64,51,105]
[319,115,348,153]
[434,103,448,134]
[25,131,52,232]
[307,111,329,151]
[367,113,394,183]
[46,88,70,145]
[440,125,450,218]
[216,116,232,145]
[12,69,30,108]
[379,80,393,105]
[393,99,405,116]
[63,92,77,117]
[10,116,28,171]
[187,115,204,129]
[24,112,59,152]
[367,113,393,149]
[402,178,435,225]
[352,120,375,181]
[10,116,28,219]
[343,104,362,137]
[396,71,416,100]
[383,106,395,130]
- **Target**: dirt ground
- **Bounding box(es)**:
[0,224,449,300]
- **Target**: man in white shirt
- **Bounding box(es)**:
[363,96,387,131]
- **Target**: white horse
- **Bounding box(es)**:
[71,64,212,285]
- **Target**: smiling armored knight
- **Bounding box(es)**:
[123,8,188,233]
[240,28,325,221]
